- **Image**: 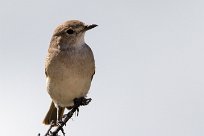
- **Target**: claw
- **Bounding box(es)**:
[56,121,66,136]
[57,121,63,126]
[82,98,92,105]
[72,97,92,117]
[73,97,92,106]
[57,118,67,128]
[76,107,79,116]
[62,114,67,119]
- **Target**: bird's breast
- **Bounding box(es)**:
[45,47,95,107]
[46,47,95,78]
[46,47,95,107]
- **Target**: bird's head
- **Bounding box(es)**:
[52,20,97,49]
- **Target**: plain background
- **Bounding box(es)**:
[0,0,204,136]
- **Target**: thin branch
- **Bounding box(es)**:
[40,97,92,136]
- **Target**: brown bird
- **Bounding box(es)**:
[43,20,97,125]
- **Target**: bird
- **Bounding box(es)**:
[43,20,97,125]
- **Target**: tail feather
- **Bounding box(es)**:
[43,102,57,125]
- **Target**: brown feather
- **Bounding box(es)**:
[43,102,65,125]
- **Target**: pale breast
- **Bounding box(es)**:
[45,44,95,107]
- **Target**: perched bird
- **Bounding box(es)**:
[43,20,97,125]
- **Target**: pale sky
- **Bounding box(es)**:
[0,0,204,136]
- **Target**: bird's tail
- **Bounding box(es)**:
[43,101,64,125]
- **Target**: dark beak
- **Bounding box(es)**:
[83,24,98,31]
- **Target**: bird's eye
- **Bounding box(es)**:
[66,29,74,34]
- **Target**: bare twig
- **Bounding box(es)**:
[40,97,92,136]
[44,121,55,136]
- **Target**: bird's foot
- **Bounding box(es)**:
[57,119,63,126]
[56,120,66,136]
[72,97,92,116]
[81,97,92,106]
[73,97,92,106]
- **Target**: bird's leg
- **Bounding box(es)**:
[56,106,66,135]
[56,106,64,124]
[49,97,92,136]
